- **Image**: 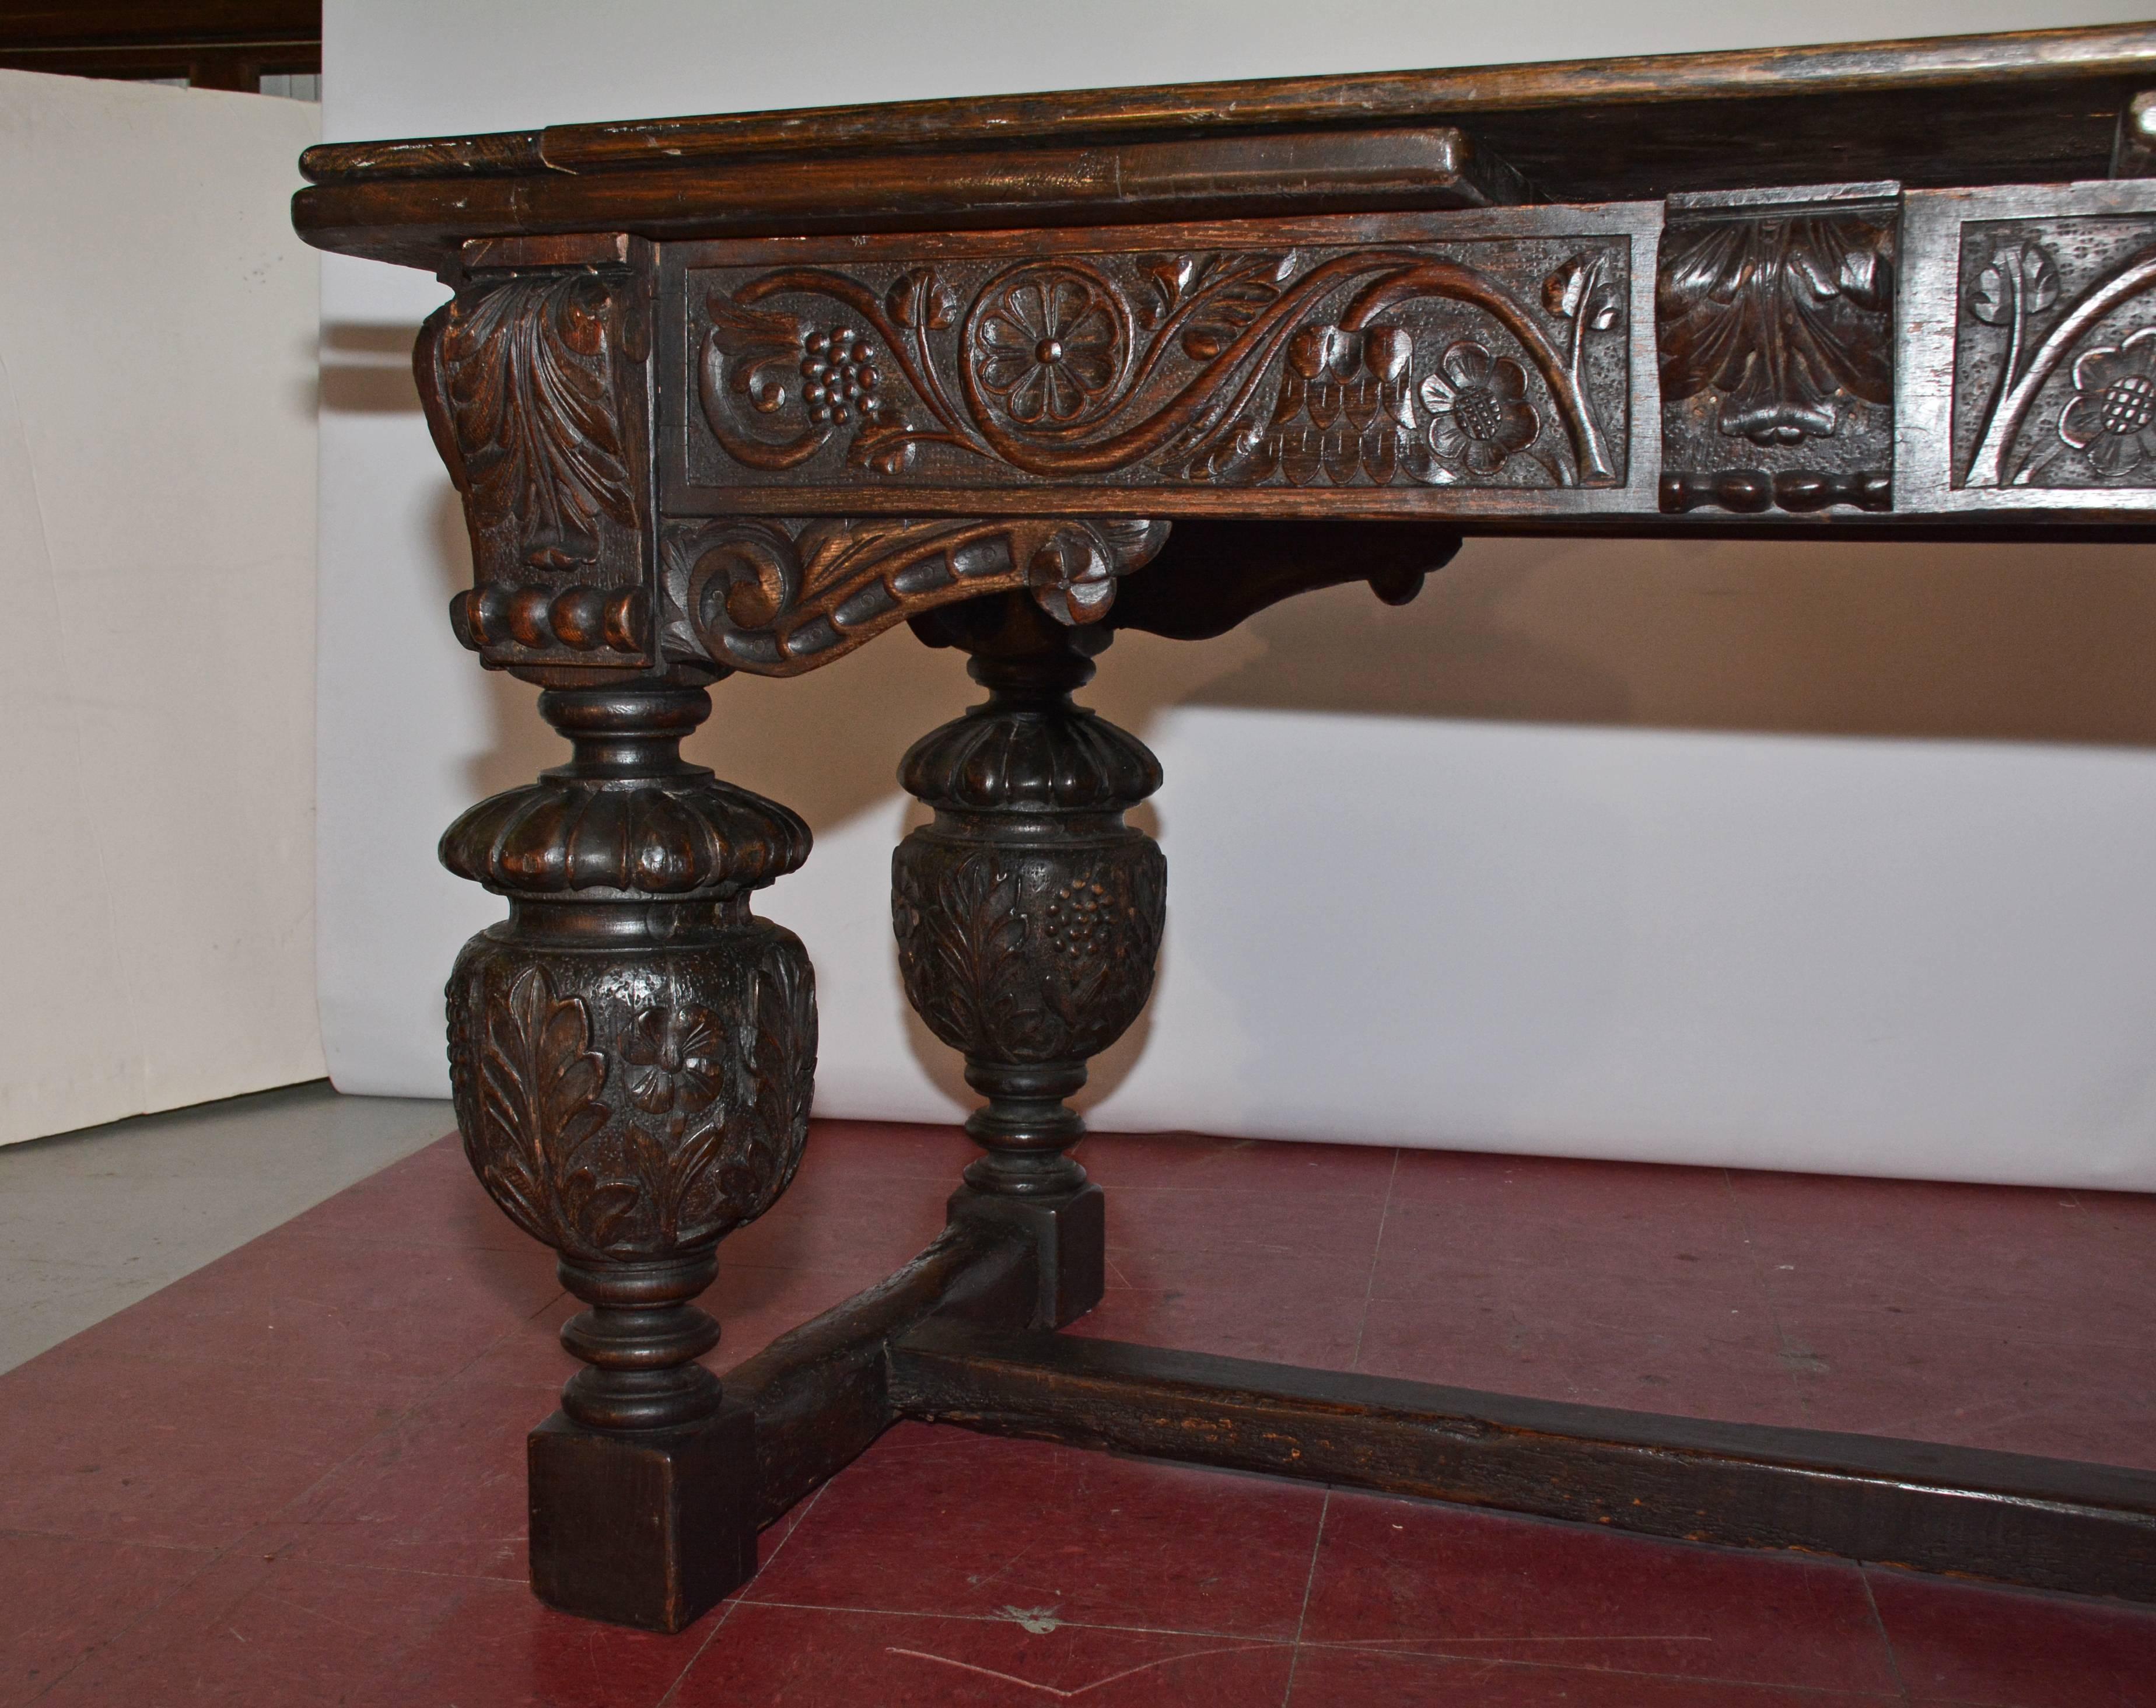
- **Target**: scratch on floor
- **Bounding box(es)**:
[884,1642,1275,1698]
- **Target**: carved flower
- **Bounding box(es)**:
[797,326,882,427]
[1418,341,1539,474]
[974,271,1121,423]
[2059,328,2156,476]
[623,1005,723,1115]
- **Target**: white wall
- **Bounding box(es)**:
[0,71,325,1146]
[320,0,2156,1189]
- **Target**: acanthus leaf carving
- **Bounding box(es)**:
[1654,189,1898,513]
[426,271,637,570]
[467,964,614,1254]
[1657,208,1895,448]
[892,852,1032,1057]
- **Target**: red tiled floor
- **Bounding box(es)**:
[1285,1646,1905,1706]
[0,1532,211,1707]
[66,1224,562,1385]
[1352,1291,1806,1422]
[277,1136,530,1251]
[1077,1130,1398,1197]
[35,1526,705,1708]
[1777,1308,2156,1467]
[1300,1491,1901,1694]
[1106,1186,1388,1288]
[7,1116,2156,1706]
[1070,1265,1367,1367]
[676,1602,1297,1706]
[740,1422,1327,1639]
[0,1344,432,1551]
[1868,1567,2156,1707]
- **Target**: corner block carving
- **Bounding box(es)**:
[419,262,656,671]
[1656,185,1898,513]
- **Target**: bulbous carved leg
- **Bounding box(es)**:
[894,593,1165,1327]
[442,680,816,1631]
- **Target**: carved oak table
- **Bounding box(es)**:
[296,22,2156,1632]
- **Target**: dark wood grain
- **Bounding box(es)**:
[299,22,2156,181]
[0,0,317,87]
[724,1218,1036,1525]
[894,592,1164,1325]
[891,1321,2156,1604]
[292,26,2156,272]
[1107,520,1461,638]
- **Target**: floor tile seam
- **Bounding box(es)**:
[720,1597,1303,1644]
[1284,1636,1908,1694]
[15,1521,249,1705]
[654,1593,744,1708]
[0,1525,216,1558]
[1855,1567,1916,1706]
[1349,1151,1401,1373]
[1722,1165,1815,1422]
[1278,1489,1334,1707]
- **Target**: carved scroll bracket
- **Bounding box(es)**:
[660,514,1171,676]
[419,247,660,677]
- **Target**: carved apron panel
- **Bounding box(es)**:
[682,238,1631,494]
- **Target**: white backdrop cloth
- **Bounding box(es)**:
[0,72,324,1144]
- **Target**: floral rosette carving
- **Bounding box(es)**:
[1958,225,2156,488]
[2056,328,2156,477]
[968,265,1129,425]
[1419,340,1541,477]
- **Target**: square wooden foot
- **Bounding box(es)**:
[527,1400,755,1633]
[947,1181,1104,1329]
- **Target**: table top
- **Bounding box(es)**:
[293,23,2156,273]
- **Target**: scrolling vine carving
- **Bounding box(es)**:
[690,239,1628,491]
